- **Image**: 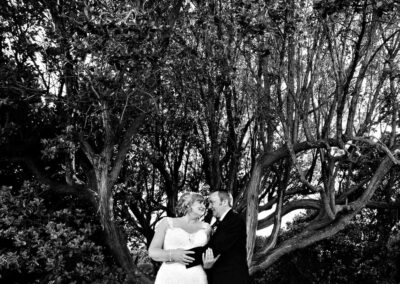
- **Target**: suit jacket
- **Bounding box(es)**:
[206,210,250,284]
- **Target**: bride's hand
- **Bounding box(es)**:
[170,249,195,265]
[202,248,220,269]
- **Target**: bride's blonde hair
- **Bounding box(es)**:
[175,192,205,217]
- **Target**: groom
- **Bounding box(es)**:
[203,191,250,284]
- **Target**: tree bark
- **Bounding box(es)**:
[96,164,153,284]
[250,154,395,274]
[246,162,262,267]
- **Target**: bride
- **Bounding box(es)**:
[148,192,213,284]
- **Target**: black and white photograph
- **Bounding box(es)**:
[1,0,400,283]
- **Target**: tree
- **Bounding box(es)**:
[253,204,400,283]
[245,0,400,272]
[1,0,185,282]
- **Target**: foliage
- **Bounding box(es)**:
[0,183,125,283]
[253,208,400,284]
[387,221,400,283]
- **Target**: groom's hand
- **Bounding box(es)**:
[202,248,220,269]
[171,249,195,265]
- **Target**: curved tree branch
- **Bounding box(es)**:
[251,154,395,274]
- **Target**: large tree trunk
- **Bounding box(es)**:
[102,212,153,284]
[96,168,153,284]
[246,162,262,267]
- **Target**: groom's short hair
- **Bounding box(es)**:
[216,191,233,207]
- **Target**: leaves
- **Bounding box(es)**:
[254,207,399,283]
[0,183,124,283]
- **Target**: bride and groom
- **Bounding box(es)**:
[148,191,250,284]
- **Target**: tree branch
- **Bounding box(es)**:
[13,156,96,204]
[251,154,395,274]
[109,114,146,186]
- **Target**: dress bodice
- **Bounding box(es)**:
[163,218,209,250]
[154,217,210,284]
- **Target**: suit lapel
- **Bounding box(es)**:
[220,209,233,226]
[214,209,233,234]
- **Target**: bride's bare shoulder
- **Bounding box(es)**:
[155,217,176,231]
[202,221,212,230]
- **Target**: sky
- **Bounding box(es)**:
[257,207,305,236]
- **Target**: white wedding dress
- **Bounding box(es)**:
[154,217,209,284]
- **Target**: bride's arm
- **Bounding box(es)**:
[148,218,195,265]
[148,218,170,262]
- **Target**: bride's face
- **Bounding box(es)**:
[190,200,206,217]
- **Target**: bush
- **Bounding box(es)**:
[0,182,125,283]
[253,209,399,284]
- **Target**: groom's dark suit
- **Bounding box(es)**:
[207,209,250,284]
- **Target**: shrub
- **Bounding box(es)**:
[0,182,125,283]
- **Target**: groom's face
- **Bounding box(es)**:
[208,192,225,219]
